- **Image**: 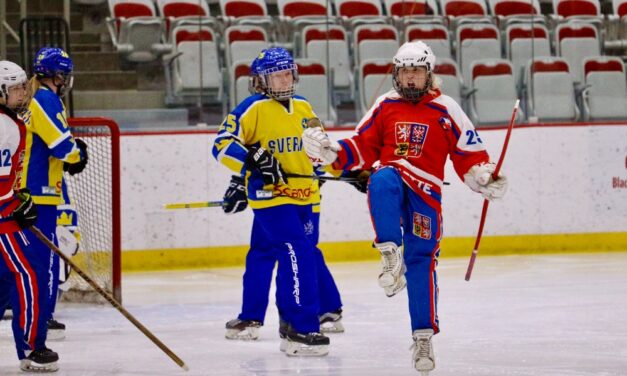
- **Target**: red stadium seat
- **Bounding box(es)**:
[353,24,399,68]
[106,0,170,62]
[525,57,578,122]
[582,56,627,120]
[505,24,552,85]
[434,58,463,105]
[555,23,600,83]
[405,24,452,60]
[456,23,501,84]
[468,59,519,125]
[357,59,394,117]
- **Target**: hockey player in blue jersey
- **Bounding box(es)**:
[213,47,332,356]
[21,47,88,341]
[223,55,343,343]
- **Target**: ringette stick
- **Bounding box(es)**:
[465,99,519,281]
[163,201,224,210]
[30,226,190,371]
[286,173,361,182]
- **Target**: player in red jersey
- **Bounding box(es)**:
[0,60,59,372]
[302,42,508,374]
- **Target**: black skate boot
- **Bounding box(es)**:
[47,319,66,341]
[2,306,12,320]
[284,326,330,357]
[319,309,344,333]
[20,347,59,372]
[279,318,289,352]
[225,318,262,340]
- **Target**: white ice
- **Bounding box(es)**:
[2,253,627,376]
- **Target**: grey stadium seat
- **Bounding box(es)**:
[525,57,578,122]
[582,56,627,120]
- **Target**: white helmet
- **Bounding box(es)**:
[0,60,29,110]
[392,41,436,101]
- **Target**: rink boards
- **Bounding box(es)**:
[117,123,627,271]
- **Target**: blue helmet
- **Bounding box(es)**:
[33,47,73,78]
[255,47,298,100]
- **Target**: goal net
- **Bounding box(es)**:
[60,118,121,303]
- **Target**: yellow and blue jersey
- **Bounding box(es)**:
[20,86,81,205]
[213,93,320,209]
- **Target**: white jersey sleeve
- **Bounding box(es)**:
[0,114,21,200]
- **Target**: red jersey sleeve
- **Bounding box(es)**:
[332,92,392,171]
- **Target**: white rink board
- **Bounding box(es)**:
[120,125,627,251]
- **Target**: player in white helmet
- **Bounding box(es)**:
[0,59,60,372]
[302,41,508,374]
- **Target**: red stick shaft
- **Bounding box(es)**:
[465,100,519,281]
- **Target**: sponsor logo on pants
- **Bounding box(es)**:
[286,243,301,305]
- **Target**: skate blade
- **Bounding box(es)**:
[20,360,59,373]
[378,272,395,287]
[285,342,329,357]
[279,339,287,352]
[46,329,65,341]
[225,327,259,341]
[320,321,345,333]
[414,359,435,373]
[384,276,407,297]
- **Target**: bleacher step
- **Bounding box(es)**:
[73,90,167,110]
[73,71,137,91]
[70,31,102,45]
[73,52,124,72]
[5,13,84,31]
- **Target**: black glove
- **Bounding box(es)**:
[64,138,88,176]
[245,146,288,185]
[223,175,247,214]
[344,170,370,194]
[12,188,38,229]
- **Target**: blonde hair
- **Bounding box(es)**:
[30,76,42,94]
[428,74,442,95]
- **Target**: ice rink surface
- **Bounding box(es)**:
[2,252,627,376]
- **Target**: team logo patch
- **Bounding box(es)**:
[413,212,432,240]
[394,122,428,158]
[303,220,314,235]
[438,116,452,131]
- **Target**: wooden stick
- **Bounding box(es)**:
[465,99,519,281]
[29,226,189,371]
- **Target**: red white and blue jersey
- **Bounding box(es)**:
[332,89,490,209]
[0,105,26,232]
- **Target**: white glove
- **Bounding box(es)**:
[463,162,508,201]
[302,128,341,166]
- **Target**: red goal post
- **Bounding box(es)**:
[63,117,121,303]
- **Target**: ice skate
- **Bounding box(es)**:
[20,347,59,373]
[319,309,344,333]
[2,307,12,320]
[411,329,435,375]
[284,326,330,357]
[279,319,289,352]
[46,319,66,341]
[225,318,262,340]
[375,242,406,297]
